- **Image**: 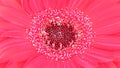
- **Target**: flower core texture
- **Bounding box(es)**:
[27,8,94,61]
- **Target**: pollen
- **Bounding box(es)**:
[27,8,94,61]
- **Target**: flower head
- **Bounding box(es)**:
[0,0,120,68]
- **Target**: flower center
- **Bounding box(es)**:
[45,21,76,50]
[27,8,94,61]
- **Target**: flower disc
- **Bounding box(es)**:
[27,8,94,61]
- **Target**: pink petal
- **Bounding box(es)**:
[0,19,23,31]
[0,57,8,64]
[56,61,67,68]
[22,0,34,14]
[93,8,120,30]
[0,0,21,9]
[27,0,45,12]
[89,3,120,29]
[78,53,99,67]
[85,48,114,62]
[42,0,57,9]
[98,62,117,68]
[5,62,22,68]
[0,19,26,39]
[0,6,30,28]
[86,0,120,13]
[0,39,36,62]
[95,20,120,35]
[0,30,26,39]
[24,55,56,68]
[54,0,69,9]
[66,60,77,68]
[98,62,108,68]
[9,49,36,62]
[112,51,120,61]
[106,62,117,68]
[0,39,20,49]
[72,54,97,68]
[23,0,72,14]
[0,62,7,68]
[57,60,77,68]
[67,0,93,11]
[23,0,54,14]
[94,35,120,50]
[23,0,68,13]
[114,61,120,68]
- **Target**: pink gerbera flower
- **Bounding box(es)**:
[0,0,120,68]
